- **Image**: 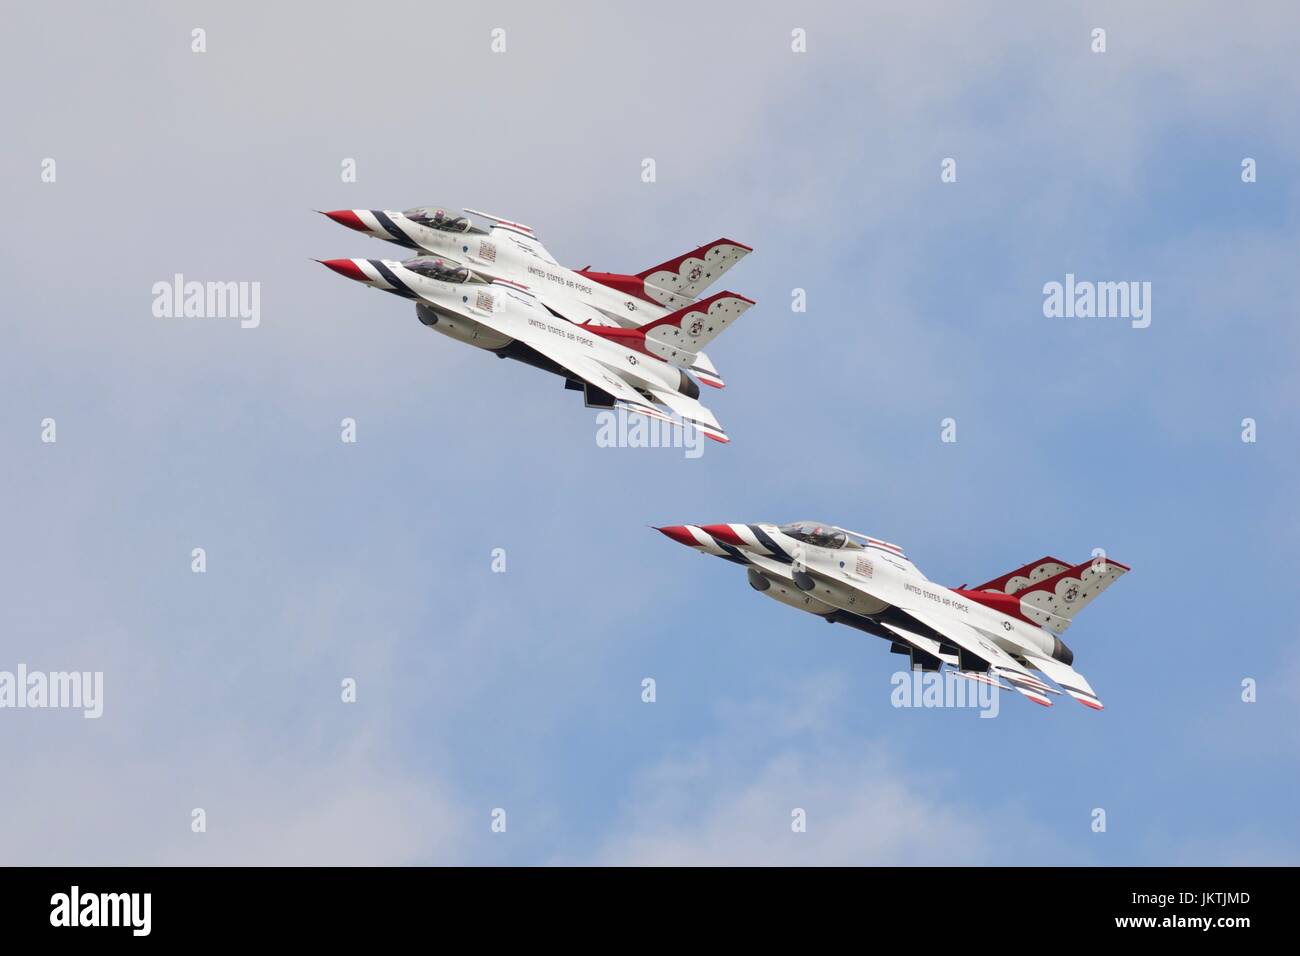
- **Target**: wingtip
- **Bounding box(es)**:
[714,290,757,306]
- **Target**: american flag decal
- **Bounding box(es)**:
[855,556,874,578]
[475,291,496,312]
[478,240,497,263]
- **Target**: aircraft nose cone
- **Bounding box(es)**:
[699,524,746,547]
[655,526,698,547]
[320,209,370,232]
[317,258,368,282]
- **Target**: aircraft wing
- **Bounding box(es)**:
[549,350,656,411]
[484,297,728,443]
[880,621,955,665]
[538,293,622,328]
[898,604,1059,707]
[878,621,1021,689]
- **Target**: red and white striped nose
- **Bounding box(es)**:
[656,526,700,548]
[654,524,761,557]
[320,209,374,234]
[316,258,372,283]
[317,258,422,300]
[698,524,749,548]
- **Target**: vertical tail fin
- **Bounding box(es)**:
[1014,558,1131,634]
[637,239,753,305]
[973,557,1072,595]
[637,291,755,366]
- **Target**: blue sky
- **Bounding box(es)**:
[1,0,1296,864]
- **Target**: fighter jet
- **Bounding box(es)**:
[655,522,1130,709]
[317,255,752,442]
[320,206,752,389]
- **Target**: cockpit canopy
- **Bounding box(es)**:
[779,521,856,550]
[403,206,478,234]
[401,257,471,284]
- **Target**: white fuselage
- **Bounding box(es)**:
[371,216,676,328]
[777,527,1057,659]
[407,269,686,396]
[711,523,1055,661]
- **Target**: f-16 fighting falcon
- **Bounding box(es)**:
[317,253,752,443]
[656,522,1130,709]
[320,205,752,390]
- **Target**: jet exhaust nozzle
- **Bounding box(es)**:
[1052,635,1074,665]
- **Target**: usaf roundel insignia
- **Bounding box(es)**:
[1002,620,1013,631]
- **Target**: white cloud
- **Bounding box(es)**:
[0,733,466,865]
[575,675,1065,866]
[586,749,995,866]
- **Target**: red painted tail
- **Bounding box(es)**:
[637,238,752,303]
[959,556,1131,634]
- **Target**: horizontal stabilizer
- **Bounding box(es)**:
[644,385,723,432]
[1026,652,1104,710]
[615,400,728,444]
[689,351,725,389]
